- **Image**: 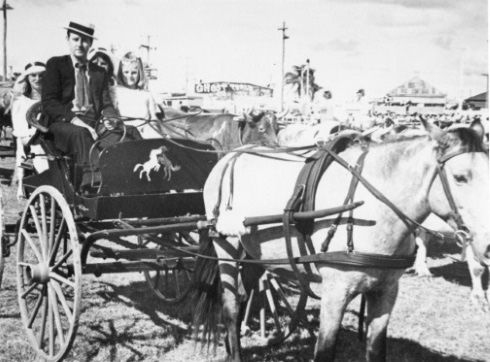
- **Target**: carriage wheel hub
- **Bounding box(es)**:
[26,263,50,284]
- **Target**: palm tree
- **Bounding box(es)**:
[284,64,322,101]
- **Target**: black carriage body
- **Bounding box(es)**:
[22,138,218,219]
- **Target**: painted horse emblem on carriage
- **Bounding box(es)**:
[133,146,181,181]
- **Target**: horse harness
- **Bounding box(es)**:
[208,135,483,297]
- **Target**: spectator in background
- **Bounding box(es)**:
[353,88,374,130]
[312,90,338,124]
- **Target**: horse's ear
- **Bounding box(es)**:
[419,115,444,141]
[469,118,485,142]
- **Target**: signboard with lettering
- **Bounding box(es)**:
[195,82,273,97]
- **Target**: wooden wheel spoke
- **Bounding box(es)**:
[268,274,294,316]
[241,288,255,330]
[48,296,54,356]
[264,278,282,332]
[48,196,56,254]
[21,281,41,299]
[50,271,75,289]
[49,218,66,266]
[29,205,46,260]
[52,249,73,271]
[38,293,48,349]
[48,284,65,347]
[51,280,73,321]
[173,270,180,295]
[21,229,43,263]
[39,194,49,258]
[153,271,160,290]
[27,292,44,328]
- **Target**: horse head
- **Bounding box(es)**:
[237,110,278,146]
[422,117,490,265]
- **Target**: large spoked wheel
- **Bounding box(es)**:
[241,270,308,345]
[140,232,196,304]
[16,186,82,362]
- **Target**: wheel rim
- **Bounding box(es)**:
[16,186,82,362]
[141,232,196,304]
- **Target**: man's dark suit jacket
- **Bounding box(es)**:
[42,55,118,126]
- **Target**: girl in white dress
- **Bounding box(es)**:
[115,52,162,139]
[11,61,49,199]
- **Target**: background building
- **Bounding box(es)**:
[375,76,447,115]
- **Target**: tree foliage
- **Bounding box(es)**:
[284,64,322,101]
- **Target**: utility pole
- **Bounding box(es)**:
[139,35,156,66]
[1,0,12,81]
[458,48,466,112]
[278,22,288,112]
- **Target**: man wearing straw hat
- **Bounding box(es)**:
[42,21,140,191]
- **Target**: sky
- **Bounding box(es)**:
[4,0,488,103]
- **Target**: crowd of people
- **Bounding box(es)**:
[11,21,160,196]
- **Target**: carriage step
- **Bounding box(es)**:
[90,246,199,260]
[83,259,195,276]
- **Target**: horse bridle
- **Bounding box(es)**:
[435,150,479,261]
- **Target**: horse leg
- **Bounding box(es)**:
[314,271,354,361]
[466,247,489,313]
[364,283,399,362]
[214,236,246,362]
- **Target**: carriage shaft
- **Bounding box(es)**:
[82,259,194,276]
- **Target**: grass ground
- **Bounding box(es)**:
[0,156,489,362]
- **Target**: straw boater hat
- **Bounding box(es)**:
[16,61,46,83]
[63,21,97,40]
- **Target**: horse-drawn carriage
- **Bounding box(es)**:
[0,104,488,362]
[0,104,355,361]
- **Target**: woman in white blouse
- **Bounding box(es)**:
[11,61,49,199]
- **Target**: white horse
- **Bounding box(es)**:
[191,120,489,361]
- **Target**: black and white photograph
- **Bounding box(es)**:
[0,0,488,361]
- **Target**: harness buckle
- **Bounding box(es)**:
[454,229,471,247]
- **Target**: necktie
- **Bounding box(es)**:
[75,63,88,110]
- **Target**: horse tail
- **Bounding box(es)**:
[190,228,223,349]
[133,164,142,172]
